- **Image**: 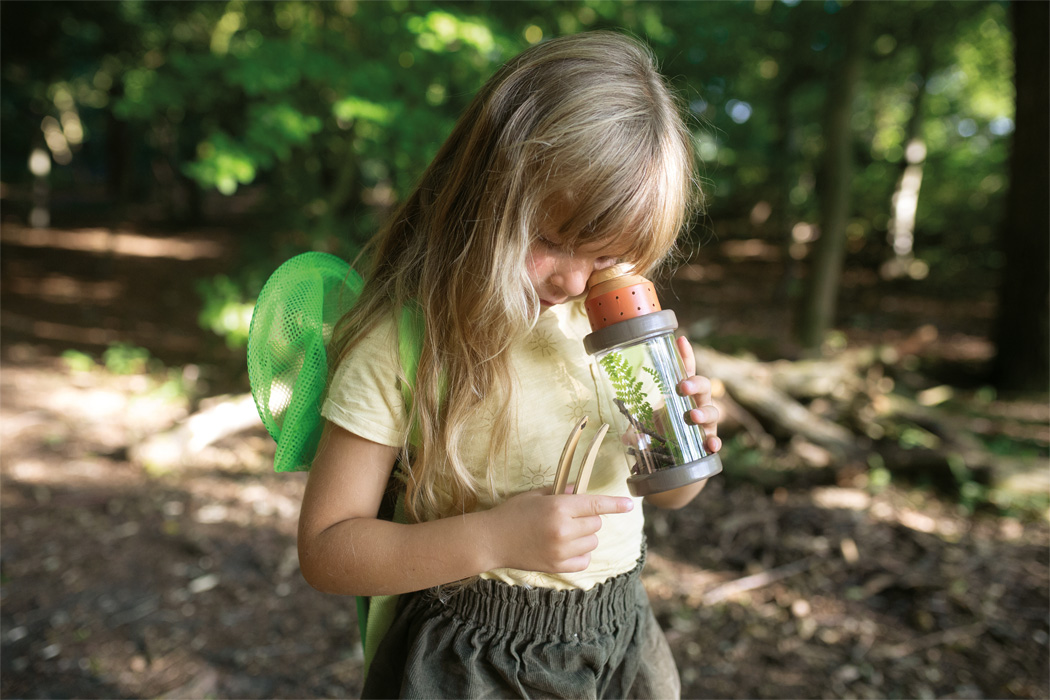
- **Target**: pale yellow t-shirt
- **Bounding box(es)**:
[321,301,643,590]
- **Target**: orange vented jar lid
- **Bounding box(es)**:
[582,264,678,356]
[584,264,662,332]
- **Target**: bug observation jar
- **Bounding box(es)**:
[583,264,723,497]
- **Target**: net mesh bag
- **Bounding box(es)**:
[247,252,363,472]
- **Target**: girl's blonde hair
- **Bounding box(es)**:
[332,30,698,523]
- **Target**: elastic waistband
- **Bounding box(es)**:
[431,548,646,639]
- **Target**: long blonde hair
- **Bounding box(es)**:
[331,31,698,523]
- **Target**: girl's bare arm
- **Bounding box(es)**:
[297,422,635,596]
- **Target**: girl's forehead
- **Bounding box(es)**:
[538,195,656,264]
[574,235,632,259]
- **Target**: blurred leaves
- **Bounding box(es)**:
[0,0,1020,338]
[196,275,255,348]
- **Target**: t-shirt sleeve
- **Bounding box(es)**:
[321,318,409,447]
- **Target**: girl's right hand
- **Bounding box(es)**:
[480,488,635,574]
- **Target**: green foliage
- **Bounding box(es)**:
[102,343,152,375]
[61,349,96,374]
[642,365,669,397]
[0,0,1020,344]
[978,433,1047,460]
[4,1,1017,232]
[196,275,255,349]
[62,343,189,403]
[601,351,655,430]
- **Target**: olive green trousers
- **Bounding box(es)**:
[361,550,680,699]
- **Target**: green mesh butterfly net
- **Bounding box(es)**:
[247,252,362,473]
[248,251,420,674]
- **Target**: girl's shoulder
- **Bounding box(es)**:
[336,310,408,361]
[330,313,404,390]
[324,313,409,446]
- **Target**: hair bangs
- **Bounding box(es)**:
[551,125,692,275]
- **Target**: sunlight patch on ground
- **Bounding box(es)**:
[8,274,123,304]
[1,314,202,354]
[673,263,725,282]
[1,225,225,261]
[868,498,966,539]
[1,362,190,458]
[810,486,872,511]
[192,483,298,525]
[720,238,780,262]
[642,550,730,606]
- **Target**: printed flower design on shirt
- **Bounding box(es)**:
[527,329,556,357]
[522,462,553,489]
[564,396,589,424]
[473,405,497,435]
[517,569,548,589]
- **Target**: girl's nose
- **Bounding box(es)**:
[552,257,593,297]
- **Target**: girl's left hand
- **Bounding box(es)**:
[675,335,722,454]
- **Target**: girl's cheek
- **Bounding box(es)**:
[525,253,554,288]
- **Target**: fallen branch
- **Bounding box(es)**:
[766,347,879,399]
[129,392,262,470]
[693,344,863,460]
[880,394,1050,495]
[717,389,776,450]
[701,556,819,605]
[876,622,987,660]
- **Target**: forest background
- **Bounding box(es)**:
[1,1,1047,699]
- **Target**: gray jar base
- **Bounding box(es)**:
[626,452,723,497]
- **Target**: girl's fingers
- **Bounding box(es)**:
[574,495,634,517]
[686,403,722,453]
[675,336,721,454]
[676,335,696,377]
[687,404,720,428]
[678,375,713,403]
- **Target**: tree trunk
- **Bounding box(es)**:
[773,66,803,304]
[991,0,1050,392]
[797,3,868,351]
[883,37,935,279]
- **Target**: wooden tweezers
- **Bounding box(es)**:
[553,416,610,495]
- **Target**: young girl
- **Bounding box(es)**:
[298,31,721,699]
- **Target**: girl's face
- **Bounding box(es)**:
[526,233,623,309]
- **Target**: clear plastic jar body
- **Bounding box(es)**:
[596,331,710,469]
[583,267,722,496]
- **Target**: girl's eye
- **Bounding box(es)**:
[594,256,619,270]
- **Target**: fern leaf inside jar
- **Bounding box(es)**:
[584,264,723,497]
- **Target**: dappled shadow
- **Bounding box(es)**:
[1,219,1045,698]
[644,478,1049,698]
[0,386,364,698]
[0,222,242,372]
[2,355,1047,699]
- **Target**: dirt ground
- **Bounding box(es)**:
[1,221,1048,699]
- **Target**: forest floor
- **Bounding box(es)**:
[1,218,1047,699]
